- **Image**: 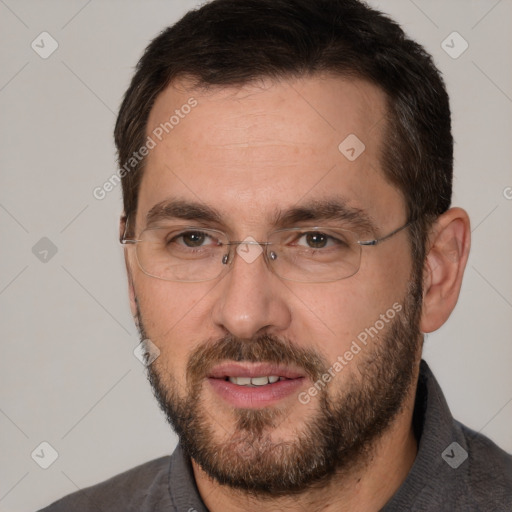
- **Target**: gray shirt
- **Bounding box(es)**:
[39,360,512,511]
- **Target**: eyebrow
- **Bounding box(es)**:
[145,197,378,236]
[146,200,223,227]
[272,198,377,235]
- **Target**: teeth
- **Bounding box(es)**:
[228,375,281,386]
[251,376,269,386]
[230,377,251,385]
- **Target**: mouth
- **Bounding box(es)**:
[207,362,306,408]
[225,375,288,386]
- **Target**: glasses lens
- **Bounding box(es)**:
[136,226,228,282]
[133,225,361,283]
[267,227,361,282]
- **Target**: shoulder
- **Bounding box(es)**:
[460,422,512,509]
[38,456,171,512]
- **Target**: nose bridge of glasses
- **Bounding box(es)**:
[221,239,274,267]
[226,240,272,247]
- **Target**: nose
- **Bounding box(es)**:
[210,242,292,339]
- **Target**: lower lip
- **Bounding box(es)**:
[207,377,306,408]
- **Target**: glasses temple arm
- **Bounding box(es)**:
[358,220,413,246]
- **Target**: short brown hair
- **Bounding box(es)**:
[114,0,453,278]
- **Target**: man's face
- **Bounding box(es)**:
[126,75,422,493]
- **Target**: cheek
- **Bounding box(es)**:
[302,259,410,359]
[134,279,210,369]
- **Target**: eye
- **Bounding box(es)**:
[170,230,220,248]
[295,231,340,249]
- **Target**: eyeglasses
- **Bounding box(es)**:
[120,220,412,283]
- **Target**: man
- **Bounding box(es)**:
[40,0,512,510]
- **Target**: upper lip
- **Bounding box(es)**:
[208,362,305,379]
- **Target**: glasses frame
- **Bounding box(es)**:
[120,217,414,283]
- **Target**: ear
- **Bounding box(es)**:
[420,207,471,333]
[120,214,138,319]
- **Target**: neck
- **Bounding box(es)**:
[191,375,419,512]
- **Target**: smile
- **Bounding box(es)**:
[207,362,306,407]
[226,375,288,386]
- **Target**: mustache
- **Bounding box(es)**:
[186,333,328,385]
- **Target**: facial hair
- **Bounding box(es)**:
[136,274,423,496]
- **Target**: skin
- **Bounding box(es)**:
[122,75,471,511]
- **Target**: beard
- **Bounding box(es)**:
[136,272,423,497]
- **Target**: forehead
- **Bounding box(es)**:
[138,75,405,234]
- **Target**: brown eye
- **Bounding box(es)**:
[295,231,335,249]
[181,232,207,247]
[305,232,328,248]
[291,231,350,251]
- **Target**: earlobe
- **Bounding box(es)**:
[420,207,471,333]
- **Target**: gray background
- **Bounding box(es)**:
[0,1,511,510]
